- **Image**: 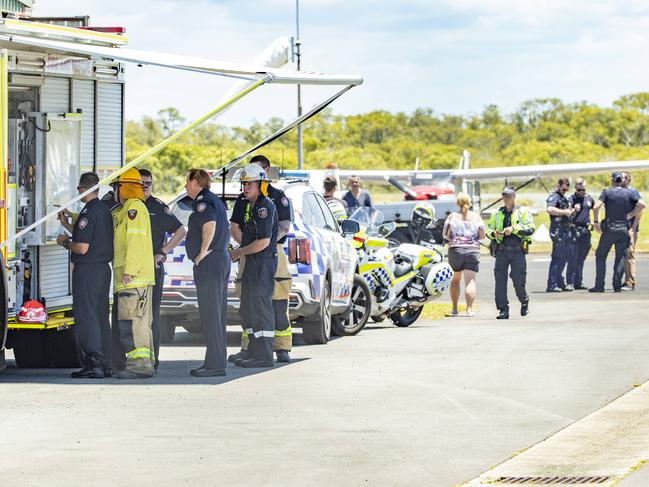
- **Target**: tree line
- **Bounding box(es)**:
[126,94,649,195]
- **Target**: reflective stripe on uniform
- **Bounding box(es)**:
[253,330,275,338]
[274,327,292,337]
[126,347,153,360]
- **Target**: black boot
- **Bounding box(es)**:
[521,301,529,317]
[227,350,250,364]
[276,350,291,363]
[71,354,104,379]
[496,309,509,320]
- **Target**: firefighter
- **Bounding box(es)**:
[229,155,293,363]
[229,163,278,368]
[139,168,186,368]
[184,169,231,377]
[112,167,156,379]
[56,172,113,378]
[546,178,574,292]
[486,187,536,319]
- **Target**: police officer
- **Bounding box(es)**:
[185,168,231,377]
[566,178,594,291]
[112,168,156,379]
[590,172,645,293]
[140,168,186,368]
[229,154,293,364]
[546,178,574,292]
[229,163,278,368]
[56,172,113,378]
[621,172,642,291]
[486,187,536,319]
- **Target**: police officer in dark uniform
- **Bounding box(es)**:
[140,169,186,368]
[229,154,294,363]
[184,168,231,377]
[590,172,645,292]
[229,163,278,368]
[56,172,113,378]
[546,178,574,292]
[566,178,594,290]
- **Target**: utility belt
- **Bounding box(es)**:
[602,220,629,233]
[549,224,574,242]
[573,224,592,238]
[490,238,529,257]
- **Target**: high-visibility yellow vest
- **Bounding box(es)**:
[486,206,535,243]
[113,198,154,292]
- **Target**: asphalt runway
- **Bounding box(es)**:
[1,255,648,486]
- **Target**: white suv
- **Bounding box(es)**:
[160,179,358,345]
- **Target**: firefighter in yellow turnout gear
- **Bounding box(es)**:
[112,168,156,379]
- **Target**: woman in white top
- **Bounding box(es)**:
[443,193,485,317]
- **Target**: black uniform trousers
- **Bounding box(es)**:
[240,254,277,363]
[594,230,629,291]
[566,228,591,287]
[494,247,528,312]
[193,250,230,370]
[547,229,570,290]
[111,293,125,372]
[152,263,165,367]
[72,262,111,367]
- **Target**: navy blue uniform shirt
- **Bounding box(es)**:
[599,187,639,223]
[72,197,114,264]
[232,184,293,243]
[240,195,278,257]
[186,187,229,261]
[546,190,570,233]
[144,196,183,254]
[100,190,121,212]
[569,192,595,226]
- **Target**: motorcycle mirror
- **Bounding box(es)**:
[378,222,397,237]
[341,219,360,235]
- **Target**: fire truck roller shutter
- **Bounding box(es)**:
[1,252,8,354]
[96,81,123,174]
[72,78,95,171]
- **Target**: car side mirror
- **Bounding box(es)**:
[340,219,360,235]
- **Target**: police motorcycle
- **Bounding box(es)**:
[349,208,454,327]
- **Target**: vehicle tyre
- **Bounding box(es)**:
[390,307,424,327]
[46,328,80,368]
[371,315,385,323]
[302,277,331,345]
[332,275,371,336]
[11,330,50,368]
[160,316,177,344]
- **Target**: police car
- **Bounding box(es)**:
[160,179,359,345]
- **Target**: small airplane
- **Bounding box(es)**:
[283,150,649,207]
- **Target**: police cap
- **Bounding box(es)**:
[611,171,623,183]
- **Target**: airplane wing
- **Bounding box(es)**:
[287,159,649,185]
[450,159,649,182]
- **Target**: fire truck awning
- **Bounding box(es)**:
[0,33,363,86]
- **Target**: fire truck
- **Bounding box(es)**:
[0,7,362,371]
[0,13,127,368]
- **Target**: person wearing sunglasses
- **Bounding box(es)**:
[56,172,114,378]
[566,178,594,291]
[139,168,186,369]
[546,177,575,292]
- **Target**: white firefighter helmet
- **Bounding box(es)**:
[235,163,268,182]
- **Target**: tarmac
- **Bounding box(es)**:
[1,254,648,486]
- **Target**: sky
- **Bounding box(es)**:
[30,0,649,127]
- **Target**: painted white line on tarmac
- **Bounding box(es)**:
[465,381,649,486]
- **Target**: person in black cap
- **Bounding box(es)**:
[589,172,645,292]
[486,187,536,319]
[545,178,574,292]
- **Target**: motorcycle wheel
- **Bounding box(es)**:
[332,275,372,336]
[390,307,423,327]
